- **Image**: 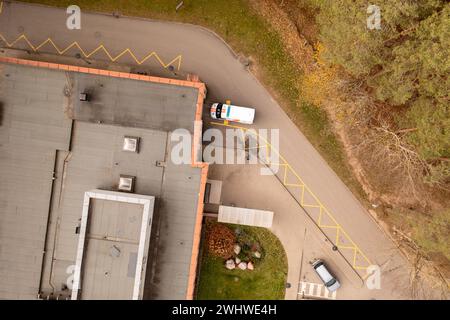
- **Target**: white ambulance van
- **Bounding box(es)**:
[210,103,255,125]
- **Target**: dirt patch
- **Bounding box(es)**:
[248,0,314,73]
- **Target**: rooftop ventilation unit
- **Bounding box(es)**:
[123,136,140,153]
[118,175,136,193]
[79,92,90,101]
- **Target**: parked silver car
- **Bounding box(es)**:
[312,259,341,292]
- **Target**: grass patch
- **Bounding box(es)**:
[22,0,361,199]
[196,222,287,300]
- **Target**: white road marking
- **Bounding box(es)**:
[298,281,337,300]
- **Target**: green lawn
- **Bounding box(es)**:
[23,0,362,200]
[196,223,287,300]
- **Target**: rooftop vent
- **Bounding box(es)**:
[79,92,90,101]
[110,245,121,258]
[118,175,136,193]
[123,136,140,153]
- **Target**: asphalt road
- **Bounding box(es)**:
[0,1,441,299]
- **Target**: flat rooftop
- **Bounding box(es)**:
[71,71,199,132]
[0,59,206,300]
[73,191,155,300]
[82,198,144,300]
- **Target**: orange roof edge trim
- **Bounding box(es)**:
[0,56,205,90]
[185,163,209,300]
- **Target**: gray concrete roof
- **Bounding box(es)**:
[71,72,199,132]
[79,199,144,300]
[0,62,203,300]
[0,63,72,299]
[143,137,202,299]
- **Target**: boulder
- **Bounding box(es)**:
[238,262,247,270]
[247,262,254,270]
[234,244,241,255]
[225,259,236,270]
[235,257,241,265]
[253,251,261,259]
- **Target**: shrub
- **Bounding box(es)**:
[205,222,236,259]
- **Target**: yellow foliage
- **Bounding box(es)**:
[302,42,338,107]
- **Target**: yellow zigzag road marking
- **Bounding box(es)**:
[285,183,304,187]
[212,121,372,271]
[320,225,340,229]
[338,245,358,250]
[335,227,340,245]
[0,33,182,70]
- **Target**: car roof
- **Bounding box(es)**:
[315,264,334,283]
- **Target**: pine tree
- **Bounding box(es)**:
[312,0,449,171]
